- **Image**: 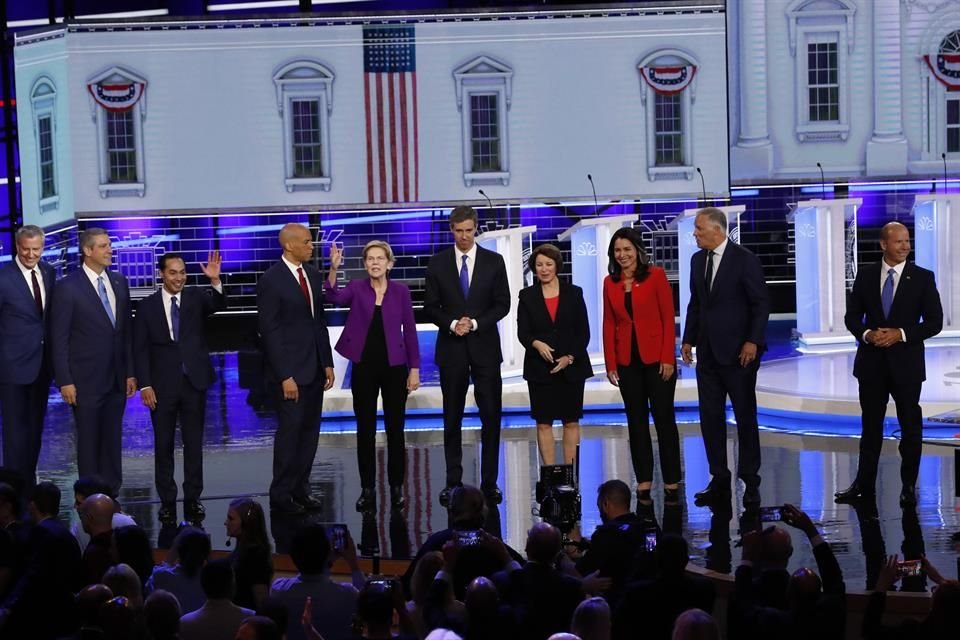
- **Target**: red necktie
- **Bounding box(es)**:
[31,269,43,317]
[297,267,312,311]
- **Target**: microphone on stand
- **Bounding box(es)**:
[695,167,707,206]
[816,162,827,199]
[587,174,599,216]
[478,189,494,211]
[942,152,948,194]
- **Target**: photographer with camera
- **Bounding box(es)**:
[862,554,960,639]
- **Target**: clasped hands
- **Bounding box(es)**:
[866,328,903,348]
[453,316,474,336]
[532,340,574,374]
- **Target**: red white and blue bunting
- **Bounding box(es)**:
[924,54,960,90]
[640,65,696,95]
[87,81,146,112]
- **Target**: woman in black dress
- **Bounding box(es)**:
[517,244,593,465]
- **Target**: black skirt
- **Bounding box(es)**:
[528,377,586,424]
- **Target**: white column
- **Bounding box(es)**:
[866,0,908,175]
[731,0,774,178]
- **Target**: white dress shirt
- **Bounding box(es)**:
[82,263,116,318]
[15,256,46,311]
[282,255,314,317]
[707,238,728,289]
[864,258,907,343]
[451,243,479,332]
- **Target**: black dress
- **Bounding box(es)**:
[528,294,586,424]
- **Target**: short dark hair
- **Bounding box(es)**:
[256,596,290,636]
[289,524,331,575]
[30,481,61,516]
[597,479,631,509]
[449,205,478,227]
[606,226,650,283]
[357,581,394,626]
[0,482,20,518]
[174,527,211,577]
[656,533,689,574]
[0,468,25,497]
[528,243,563,273]
[144,590,181,639]
[79,227,108,250]
[74,475,113,500]
[238,616,281,640]
[200,558,235,599]
[157,253,184,271]
[449,485,485,528]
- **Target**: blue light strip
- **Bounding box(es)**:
[730,188,759,198]
[849,182,934,193]
[799,185,835,194]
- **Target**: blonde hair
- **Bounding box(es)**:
[362,240,395,265]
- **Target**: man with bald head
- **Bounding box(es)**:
[836,221,943,507]
[257,224,335,514]
[80,492,120,584]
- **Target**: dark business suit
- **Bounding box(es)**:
[134,286,226,505]
[257,260,334,504]
[844,262,942,490]
[0,259,55,490]
[682,241,769,487]
[51,267,134,494]
[424,245,510,490]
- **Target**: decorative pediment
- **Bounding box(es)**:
[272,60,335,114]
[86,66,148,117]
[453,55,513,109]
[785,0,857,55]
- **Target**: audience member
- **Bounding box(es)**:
[71,475,136,552]
[671,608,720,640]
[74,583,115,640]
[0,481,83,639]
[256,595,290,637]
[104,563,145,609]
[462,576,516,640]
[144,589,182,640]
[226,498,274,610]
[862,554,960,639]
[235,615,281,640]
[548,635,582,640]
[116,523,156,588]
[424,630,463,640]
[406,551,459,638]
[270,523,361,640]
[180,558,255,640]
[355,579,417,639]
[100,595,144,640]
[146,525,211,613]
[494,522,584,640]
[0,482,21,596]
[81,492,120,585]
[613,534,714,640]
[571,597,611,640]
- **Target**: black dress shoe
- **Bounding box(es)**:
[296,494,323,511]
[356,488,376,513]
[483,486,503,505]
[694,481,730,505]
[158,503,176,523]
[834,482,874,503]
[899,486,917,508]
[743,486,761,506]
[270,497,306,515]
[439,484,462,508]
[184,500,206,520]
[664,487,681,506]
[390,486,405,510]
[636,488,652,506]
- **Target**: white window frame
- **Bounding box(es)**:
[31,76,59,213]
[453,55,513,187]
[273,60,334,193]
[786,0,856,142]
[87,66,147,198]
[637,49,698,182]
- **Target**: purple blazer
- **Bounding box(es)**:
[323,277,421,368]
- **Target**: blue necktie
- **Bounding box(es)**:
[460,254,470,299]
[171,295,180,341]
[881,268,895,318]
[98,274,116,327]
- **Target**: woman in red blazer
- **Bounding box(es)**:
[602,227,680,505]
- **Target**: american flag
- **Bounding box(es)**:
[363,25,419,203]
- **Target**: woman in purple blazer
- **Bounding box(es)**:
[326,240,420,513]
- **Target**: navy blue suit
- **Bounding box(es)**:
[682,241,769,487]
[256,260,333,504]
[134,286,226,504]
[844,262,943,489]
[0,259,55,490]
[51,267,134,494]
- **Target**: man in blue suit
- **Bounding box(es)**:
[257,223,335,515]
[0,225,56,492]
[681,208,770,506]
[51,228,136,495]
[134,251,226,523]
[835,222,943,507]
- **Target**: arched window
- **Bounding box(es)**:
[637,49,699,181]
[86,66,148,198]
[31,77,59,210]
[272,60,335,192]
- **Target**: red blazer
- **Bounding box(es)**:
[602,266,676,371]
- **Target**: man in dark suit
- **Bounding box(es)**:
[51,228,136,495]
[0,225,55,492]
[424,206,510,506]
[681,207,770,506]
[257,223,334,515]
[835,222,943,507]
[134,251,226,523]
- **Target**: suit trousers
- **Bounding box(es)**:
[616,360,680,485]
[695,339,761,487]
[856,372,924,489]
[351,361,408,489]
[439,360,502,490]
[150,374,206,504]
[270,377,324,503]
[73,389,127,494]
[0,371,51,491]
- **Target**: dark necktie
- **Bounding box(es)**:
[881,268,895,318]
[170,295,180,342]
[297,267,312,313]
[705,250,715,292]
[460,255,470,299]
[31,269,43,317]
